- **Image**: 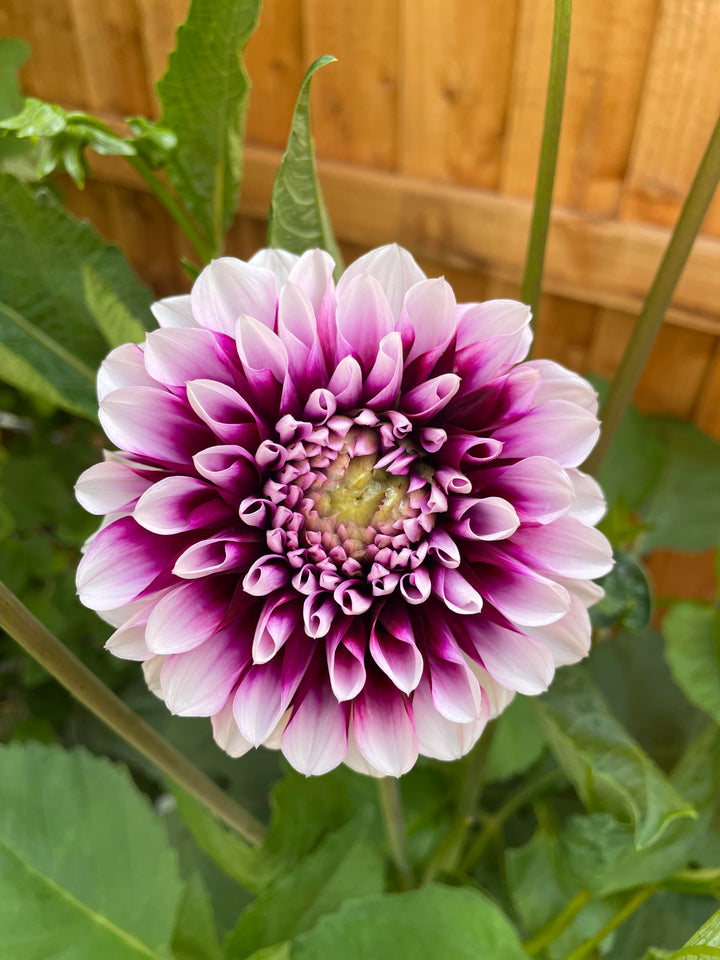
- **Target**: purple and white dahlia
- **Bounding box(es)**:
[76,244,612,777]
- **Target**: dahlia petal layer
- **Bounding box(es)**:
[77,243,613,777]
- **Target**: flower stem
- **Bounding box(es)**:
[0,580,266,846]
[523,889,593,956]
[562,885,656,960]
[521,0,572,323]
[376,777,413,888]
[127,155,214,266]
[585,109,720,476]
[460,767,565,873]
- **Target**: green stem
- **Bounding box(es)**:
[0,580,266,846]
[127,155,214,266]
[585,109,720,476]
[423,720,497,883]
[523,890,593,956]
[377,777,414,889]
[563,885,656,960]
[460,767,565,873]
[521,0,572,322]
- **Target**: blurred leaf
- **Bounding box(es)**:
[83,264,148,347]
[292,885,530,960]
[671,905,720,957]
[125,115,177,168]
[533,668,696,848]
[224,815,384,959]
[0,37,29,120]
[664,604,720,726]
[0,742,183,958]
[484,695,547,783]
[267,56,343,272]
[171,875,222,960]
[640,419,720,553]
[244,946,291,960]
[592,550,652,631]
[0,175,152,416]
[157,0,261,248]
[602,891,717,960]
[506,830,616,959]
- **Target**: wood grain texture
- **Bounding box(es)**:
[300,0,399,169]
[398,0,519,188]
[620,0,720,235]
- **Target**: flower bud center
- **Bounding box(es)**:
[315,454,409,529]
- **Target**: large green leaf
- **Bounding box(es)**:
[591,550,652,631]
[291,885,530,960]
[83,264,149,348]
[0,175,152,418]
[664,604,720,726]
[224,816,384,959]
[157,0,260,250]
[171,875,222,960]
[0,742,183,959]
[532,668,696,848]
[0,37,29,120]
[266,56,343,271]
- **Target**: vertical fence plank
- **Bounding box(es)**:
[398,0,519,189]
[0,0,88,109]
[619,0,720,235]
[501,0,658,214]
[245,0,305,149]
[134,0,190,109]
[66,0,155,116]
[301,0,399,169]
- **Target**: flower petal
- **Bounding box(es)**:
[353,673,418,777]
[192,258,278,334]
[337,243,426,319]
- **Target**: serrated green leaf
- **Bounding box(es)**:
[663,604,720,725]
[292,885,531,960]
[157,0,261,250]
[0,175,152,417]
[0,742,183,959]
[532,668,696,848]
[267,56,343,272]
[171,875,222,960]
[484,695,547,783]
[83,264,149,348]
[592,550,652,631]
[0,38,30,120]
[224,815,384,959]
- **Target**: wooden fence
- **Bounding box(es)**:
[2,0,720,595]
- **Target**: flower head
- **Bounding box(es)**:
[76,244,612,777]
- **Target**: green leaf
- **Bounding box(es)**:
[172,788,275,895]
[591,550,652,631]
[224,816,384,959]
[640,419,720,553]
[671,906,720,958]
[171,876,222,960]
[157,0,261,250]
[0,742,183,959]
[484,695,547,783]
[0,37,30,120]
[291,885,530,960]
[0,175,152,417]
[83,264,149,348]
[532,667,696,848]
[243,946,291,960]
[266,56,343,272]
[664,604,720,725]
[603,891,717,960]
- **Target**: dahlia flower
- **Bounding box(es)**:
[75,244,612,777]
